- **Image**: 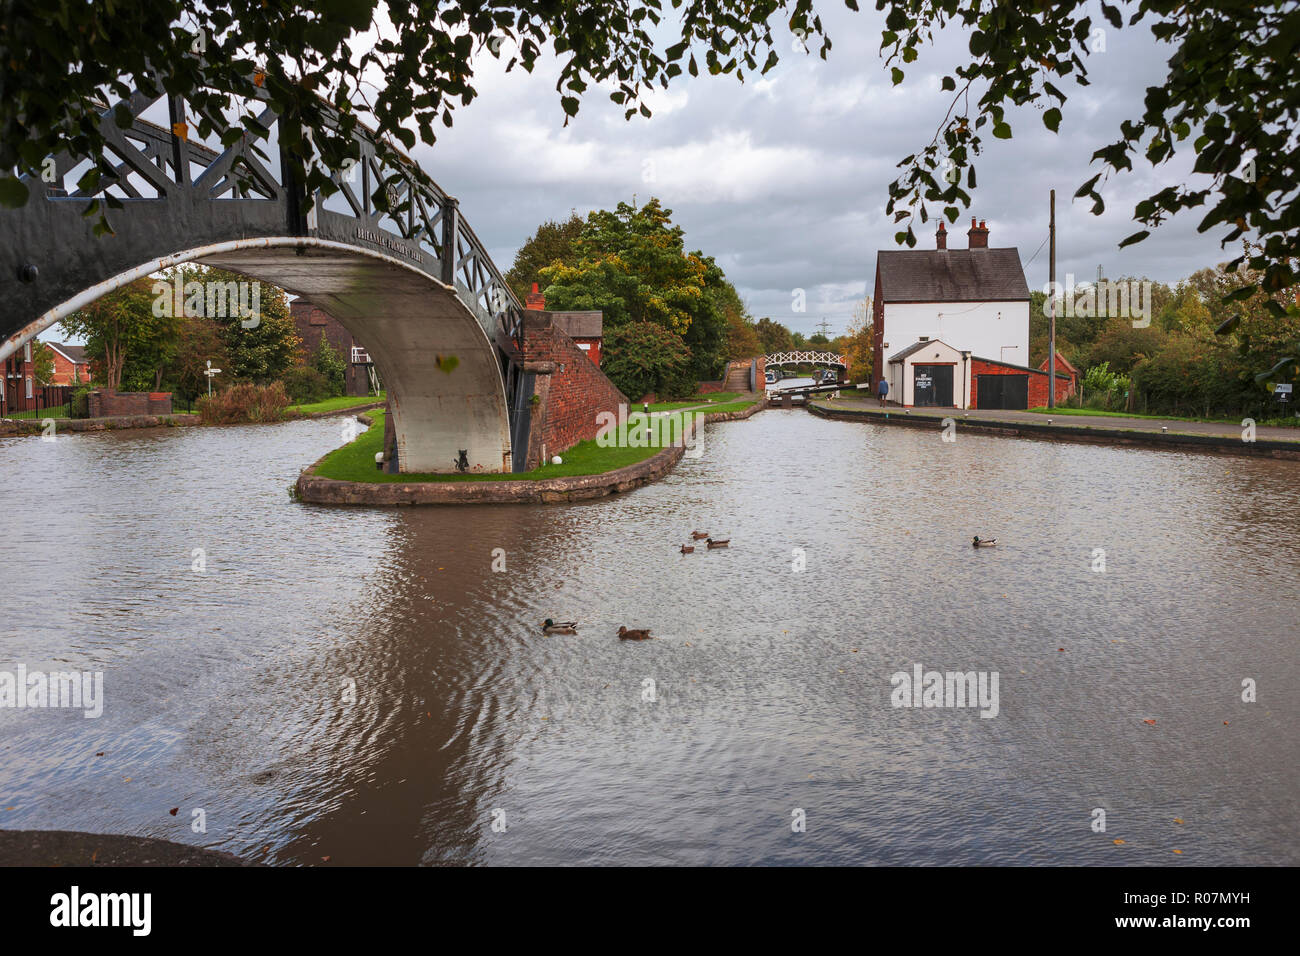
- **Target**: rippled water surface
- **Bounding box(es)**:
[1,410,1297,865]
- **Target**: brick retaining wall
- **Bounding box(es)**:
[522,310,629,469]
[86,389,173,417]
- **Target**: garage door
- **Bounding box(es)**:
[913,365,954,407]
[977,374,1029,409]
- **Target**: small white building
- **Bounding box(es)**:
[886,338,972,408]
[872,218,1030,392]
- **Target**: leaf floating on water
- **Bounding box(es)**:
[168,807,179,816]
[1113,839,1125,845]
[1172,849,1183,854]
[1143,719,1157,725]
[321,855,331,863]
[1173,818,1184,824]
[95,752,104,757]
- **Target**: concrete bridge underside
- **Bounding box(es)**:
[203,245,512,474]
[5,239,513,474]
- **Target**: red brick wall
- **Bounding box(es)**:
[522,311,628,464]
[2,351,35,412]
[970,358,1071,409]
[1038,354,1078,399]
[87,390,173,417]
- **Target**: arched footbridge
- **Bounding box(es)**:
[764,351,847,369]
[0,74,532,473]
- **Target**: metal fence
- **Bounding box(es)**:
[2,384,75,418]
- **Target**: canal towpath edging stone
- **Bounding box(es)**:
[0,413,201,436]
[808,399,1300,460]
[0,400,386,437]
[296,398,768,506]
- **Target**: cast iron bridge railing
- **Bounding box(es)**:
[4,70,530,463]
[764,351,848,368]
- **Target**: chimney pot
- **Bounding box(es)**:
[525,282,546,310]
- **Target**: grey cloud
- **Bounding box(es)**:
[415,6,1233,336]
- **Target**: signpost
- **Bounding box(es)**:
[1275,383,1292,407]
[204,359,222,397]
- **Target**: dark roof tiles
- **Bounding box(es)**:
[877,248,1029,302]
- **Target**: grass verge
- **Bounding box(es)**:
[5,404,68,420]
[1028,406,1299,427]
[313,409,693,483]
[290,393,386,416]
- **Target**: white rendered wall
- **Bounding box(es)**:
[882,301,1028,366]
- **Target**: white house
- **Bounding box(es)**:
[872,218,1031,402]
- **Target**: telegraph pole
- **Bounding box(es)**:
[1048,189,1057,410]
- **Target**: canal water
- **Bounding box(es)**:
[1,410,1297,865]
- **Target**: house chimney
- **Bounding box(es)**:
[968,217,989,249]
[525,281,546,310]
[936,221,947,250]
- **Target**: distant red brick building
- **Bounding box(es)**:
[1038,351,1078,400]
[46,342,89,385]
[2,342,36,414]
[289,301,376,396]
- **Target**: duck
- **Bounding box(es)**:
[691,531,710,540]
[617,626,652,641]
[971,536,998,548]
[680,544,695,554]
[542,619,579,634]
[706,537,730,549]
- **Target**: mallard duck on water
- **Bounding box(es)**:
[972,536,998,548]
[680,544,695,554]
[618,626,652,641]
[542,619,579,634]
[706,537,730,549]
[691,531,710,540]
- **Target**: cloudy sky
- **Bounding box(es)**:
[406,3,1230,338]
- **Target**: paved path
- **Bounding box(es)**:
[816,395,1300,443]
